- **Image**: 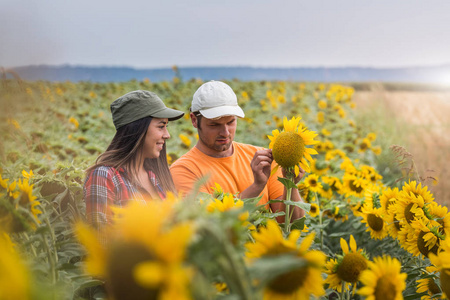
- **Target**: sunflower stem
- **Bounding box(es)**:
[40,231,57,285]
[43,210,59,273]
[284,173,294,234]
[315,192,324,251]
[284,189,292,234]
[20,232,37,258]
[340,281,346,300]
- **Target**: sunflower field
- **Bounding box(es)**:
[0,74,447,300]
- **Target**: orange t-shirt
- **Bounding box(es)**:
[170,142,284,206]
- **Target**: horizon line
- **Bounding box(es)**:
[6,62,450,70]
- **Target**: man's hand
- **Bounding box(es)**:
[282,165,306,184]
[250,149,274,187]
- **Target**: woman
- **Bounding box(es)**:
[83,90,184,237]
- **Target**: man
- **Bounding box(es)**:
[170,80,305,220]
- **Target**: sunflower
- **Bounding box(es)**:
[416,266,441,300]
[358,256,407,300]
[296,183,311,202]
[429,203,450,237]
[367,133,377,142]
[379,187,399,216]
[317,111,325,124]
[318,100,327,109]
[394,185,427,227]
[401,180,434,204]
[324,258,351,293]
[358,138,372,153]
[408,218,441,257]
[361,165,383,186]
[371,146,382,155]
[76,200,193,300]
[207,193,244,213]
[310,159,329,176]
[17,179,41,224]
[340,157,357,173]
[321,176,342,198]
[179,134,191,148]
[342,173,370,198]
[206,193,253,230]
[304,174,323,193]
[245,220,326,299]
[360,203,388,240]
[320,128,331,137]
[325,149,346,161]
[384,203,403,239]
[0,230,31,299]
[21,169,34,180]
[0,174,9,189]
[429,238,450,298]
[268,116,319,174]
[325,235,368,293]
[308,203,320,218]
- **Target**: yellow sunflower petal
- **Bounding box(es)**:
[133,261,164,288]
[340,237,349,254]
[349,235,357,253]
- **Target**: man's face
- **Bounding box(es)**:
[192,114,237,157]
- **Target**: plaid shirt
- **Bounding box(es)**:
[83,166,165,243]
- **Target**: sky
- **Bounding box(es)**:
[1,0,450,69]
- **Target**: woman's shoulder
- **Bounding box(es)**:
[86,165,125,180]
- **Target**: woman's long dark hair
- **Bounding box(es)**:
[86,117,177,194]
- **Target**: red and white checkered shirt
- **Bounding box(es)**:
[83,166,165,244]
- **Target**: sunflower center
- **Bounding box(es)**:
[404,203,416,224]
[310,205,317,214]
[336,253,367,283]
[440,269,450,298]
[360,142,369,151]
[427,278,441,295]
[309,179,318,187]
[385,198,396,211]
[374,277,397,300]
[349,180,363,193]
[330,182,339,192]
[417,231,439,257]
[267,266,308,294]
[315,161,328,171]
[265,244,295,256]
[367,214,384,232]
[272,132,305,169]
[19,192,31,206]
[394,217,402,231]
[106,242,160,300]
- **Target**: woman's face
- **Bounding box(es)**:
[142,118,170,159]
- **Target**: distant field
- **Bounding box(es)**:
[352,84,450,203]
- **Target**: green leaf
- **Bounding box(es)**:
[284,201,311,212]
[277,177,297,189]
[403,292,428,300]
[290,217,306,230]
[248,255,308,287]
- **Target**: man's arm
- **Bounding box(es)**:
[239,149,273,199]
[239,149,306,222]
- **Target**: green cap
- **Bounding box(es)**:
[111,90,184,130]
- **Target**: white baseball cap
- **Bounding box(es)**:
[191,80,245,119]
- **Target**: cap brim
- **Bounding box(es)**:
[152,107,185,121]
[199,105,245,119]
